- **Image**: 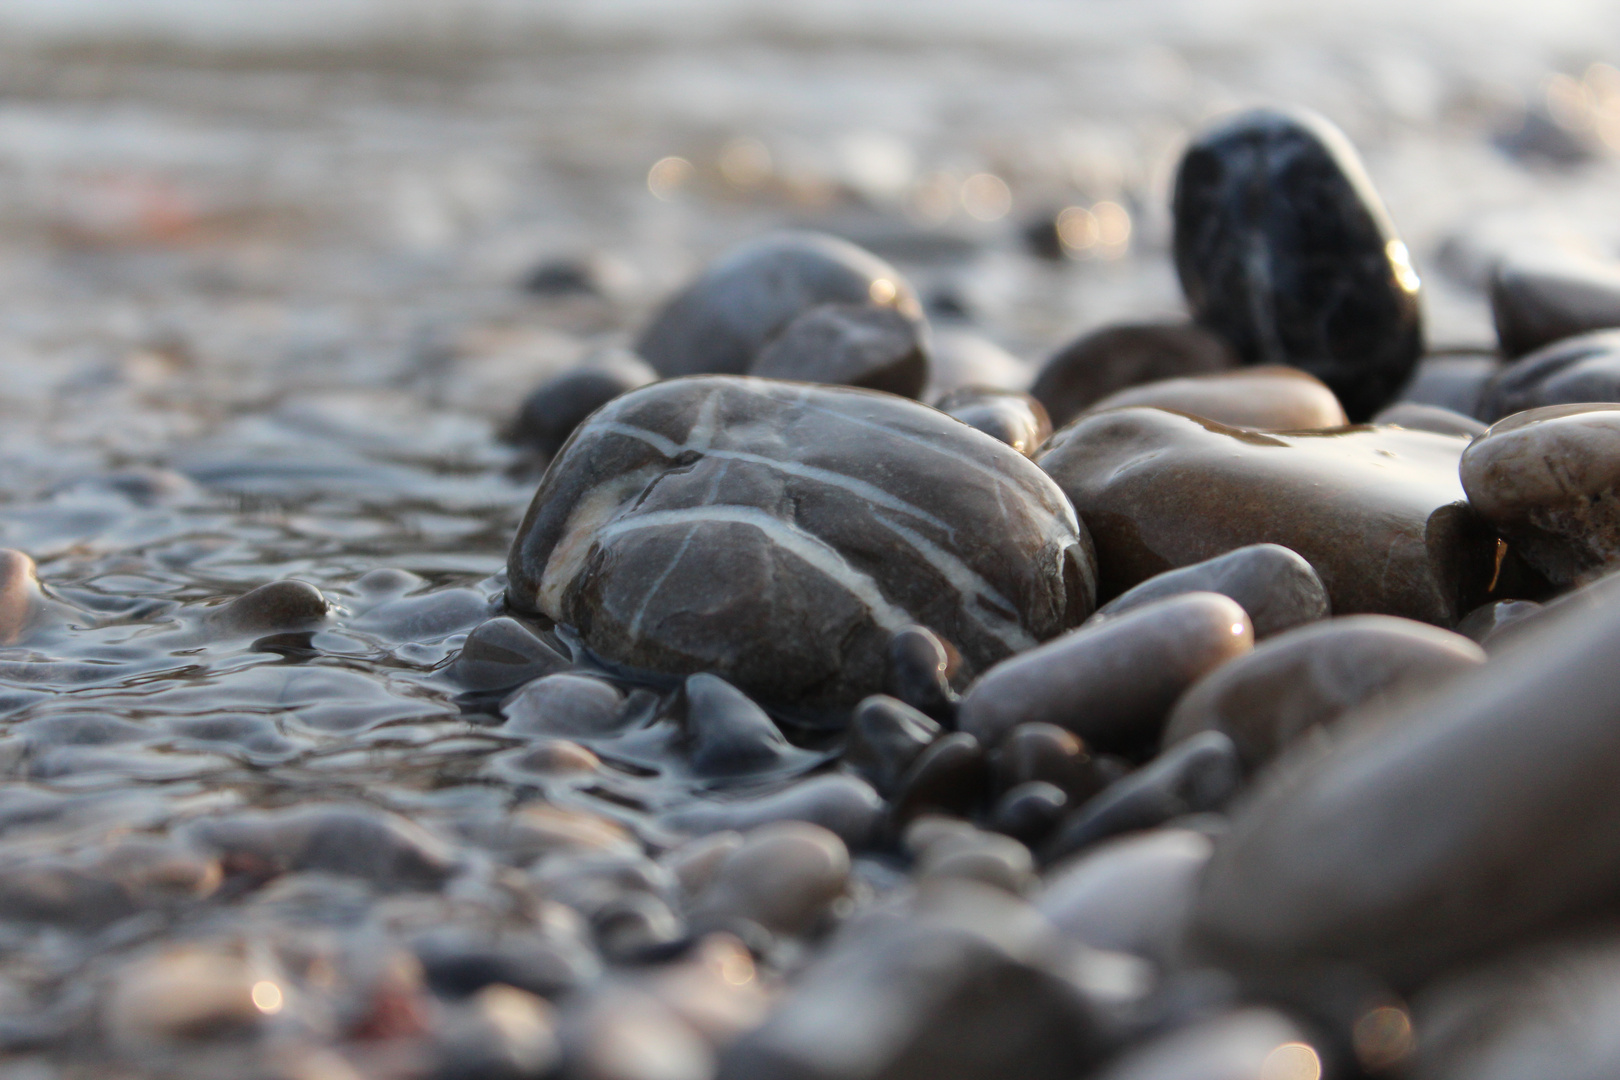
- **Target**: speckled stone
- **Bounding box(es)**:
[1032,321,1239,428]
[1372,402,1487,437]
[507,376,1095,712]
[635,232,923,378]
[1038,407,1497,625]
[1476,329,1620,421]
[1173,108,1424,421]
[749,303,928,398]
[1491,249,1620,357]
[1462,404,1620,586]
[1162,615,1485,770]
[936,388,1052,456]
[1083,366,1347,431]
[1093,543,1329,640]
[507,348,658,458]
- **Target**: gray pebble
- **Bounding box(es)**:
[1093,544,1329,641]
[1490,248,1620,357]
[449,616,572,693]
[508,348,658,457]
[208,579,330,636]
[749,302,928,397]
[664,774,886,851]
[503,675,627,738]
[683,673,802,778]
[1088,1009,1317,1080]
[936,387,1052,456]
[693,821,850,935]
[842,694,942,797]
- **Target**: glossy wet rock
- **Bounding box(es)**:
[664,774,886,850]
[682,673,802,778]
[503,674,627,737]
[1460,404,1620,586]
[208,579,330,636]
[1372,401,1486,437]
[936,388,1052,456]
[1163,615,1486,770]
[449,616,572,692]
[1396,353,1501,418]
[911,822,1036,893]
[1490,248,1620,357]
[749,302,928,397]
[1036,828,1212,965]
[1032,321,1239,428]
[891,732,989,824]
[843,695,942,796]
[508,376,1095,711]
[636,231,923,378]
[958,593,1253,752]
[508,348,659,458]
[885,624,959,722]
[1038,407,1497,624]
[1173,108,1423,421]
[1084,367,1347,431]
[1093,544,1328,640]
[692,822,850,935]
[1475,328,1620,421]
[989,722,1109,805]
[185,805,457,891]
[1188,594,1620,985]
[0,549,50,645]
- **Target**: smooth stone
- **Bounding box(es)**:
[594,892,685,960]
[1461,404,1620,586]
[843,695,942,797]
[1085,367,1348,431]
[1162,615,1486,771]
[1042,732,1241,863]
[1490,248,1620,357]
[1372,401,1487,437]
[1476,329,1620,421]
[924,329,1031,400]
[1089,1009,1317,1080]
[935,388,1052,457]
[891,732,989,825]
[209,579,330,635]
[1093,544,1329,641]
[749,303,928,398]
[1038,407,1497,624]
[1032,321,1239,429]
[415,927,601,1000]
[636,231,923,378]
[0,550,45,645]
[502,675,626,738]
[449,617,572,693]
[106,948,264,1045]
[561,987,715,1080]
[913,828,1036,894]
[988,782,1069,846]
[661,832,745,900]
[508,349,659,458]
[187,805,457,891]
[1397,353,1501,418]
[1036,828,1213,966]
[1173,107,1423,421]
[989,722,1108,804]
[958,593,1253,752]
[439,985,562,1080]
[1187,593,1620,985]
[1454,599,1542,646]
[682,674,800,778]
[664,775,885,851]
[507,377,1095,712]
[885,625,959,723]
[694,822,850,935]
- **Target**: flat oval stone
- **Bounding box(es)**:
[1397,353,1501,418]
[694,821,850,935]
[1084,367,1348,431]
[936,388,1052,456]
[1476,328,1620,421]
[1093,543,1329,640]
[210,579,330,636]
[449,616,571,692]
[635,232,923,378]
[508,349,658,458]
[1038,407,1497,625]
[682,673,801,778]
[1490,248,1620,357]
[1173,108,1423,421]
[1187,595,1620,985]
[958,593,1253,752]
[1372,402,1487,437]
[1162,615,1486,770]
[507,377,1095,712]
[1032,321,1239,428]
[748,303,927,398]
[1460,404,1620,586]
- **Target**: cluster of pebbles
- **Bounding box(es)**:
[10,96,1620,1080]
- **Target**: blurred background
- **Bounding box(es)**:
[0,0,1619,491]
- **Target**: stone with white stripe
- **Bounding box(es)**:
[507,376,1095,713]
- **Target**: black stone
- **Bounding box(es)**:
[506,349,658,458]
[936,387,1052,457]
[1173,108,1424,421]
[683,673,800,778]
[749,303,928,398]
[843,695,942,797]
[886,624,960,723]
[891,731,989,826]
[988,781,1068,846]
[1476,328,1620,422]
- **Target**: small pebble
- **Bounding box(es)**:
[503,675,627,738]
[988,722,1107,804]
[890,731,989,825]
[664,774,885,850]
[885,624,960,723]
[987,781,1069,845]
[749,302,928,397]
[105,947,265,1045]
[1083,366,1348,430]
[694,821,851,935]
[1032,320,1238,428]
[842,694,941,797]
[1475,328,1620,421]
[210,579,330,635]
[1037,828,1213,965]
[935,387,1052,456]
[1092,543,1329,640]
[1490,248,1620,357]
[682,673,800,778]
[508,349,659,458]
[449,616,572,693]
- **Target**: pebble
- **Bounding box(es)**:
[1039,406,1497,625]
[913,826,1035,893]
[1093,544,1329,640]
[0,550,46,645]
[1372,401,1487,437]
[440,984,561,1080]
[681,674,802,778]
[187,805,458,891]
[1460,403,1620,586]
[1396,352,1501,418]
[1454,598,1542,646]
[1089,1009,1318,1080]
[748,302,928,397]
[935,387,1052,456]
[350,587,491,642]
[105,947,266,1045]
[502,674,627,737]
[449,616,572,693]
[1475,328,1620,421]
[1083,366,1348,431]
[1490,248,1620,357]
[209,579,330,636]
[890,731,989,824]
[923,329,1031,400]
[1162,615,1486,770]
[507,376,1095,711]
[842,694,942,797]
[1036,828,1212,965]
[1187,592,1620,985]
[1031,321,1238,428]
[693,821,850,935]
[593,891,686,960]
[989,723,1109,804]
[664,774,886,850]
[958,593,1253,752]
[988,782,1069,845]
[415,926,601,1000]
[635,231,923,378]
[885,624,959,723]
[1173,107,1423,421]
[561,987,716,1080]
[508,349,659,458]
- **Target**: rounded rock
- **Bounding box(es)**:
[1037,828,1213,964]
[1093,543,1329,641]
[503,675,627,738]
[1084,366,1348,431]
[1491,248,1620,357]
[1032,320,1239,429]
[843,695,942,797]
[695,822,851,935]
[936,388,1052,456]
[682,673,800,778]
[211,579,330,635]
[508,349,659,458]
[748,303,928,398]
[1476,328,1620,421]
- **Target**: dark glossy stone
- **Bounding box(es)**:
[1461,404,1620,586]
[506,348,658,458]
[886,625,960,723]
[891,732,989,825]
[1187,594,1620,986]
[1476,329,1620,421]
[988,782,1068,845]
[989,722,1107,804]
[1397,353,1501,418]
[936,388,1052,456]
[210,579,330,636]
[958,593,1253,752]
[1372,401,1487,437]
[449,616,571,692]
[683,673,799,778]
[1038,407,1497,625]
[924,329,1031,401]
[1042,731,1241,863]
[635,231,923,378]
[1032,321,1239,428]
[502,674,626,738]
[1093,543,1329,641]
[1491,249,1620,357]
[1085,366,1348,431]
[1173,108,1423,421]
[507,377,1095,712]
[1037,828,1213,965]
[843,695,942,797]
[749,303,928,398]
[664,774,885,850]
[1162,615,1485,771]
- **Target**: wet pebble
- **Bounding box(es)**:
[1490,248,1620,357]
[208,579,330,636]
[885,624,959,723]
[0,550,47,645]
[449,616,572,693]
[748,302,928,397]
[665,774,885,851]
[693,821,850,935]
[910,821,1035,893]
[841,694,942,797]
[508,348,658,458]
[890,731,989,825]
[1083,366,1348,431]
[935,387,1052,456]
[187,805,457,891]
[1092,543,1329,641]
[1173,107,1423,421]
[502,675,627,738]
[989,723,1110,804]
[415,926,601,1001]
[1372,401,1487,437]
[437,984,561,1080]
[682,674,802,778]
[1032,320,1238,429]
[1476,328,1620,421]
[561,987,715,1080]
[987,781,1069,845]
